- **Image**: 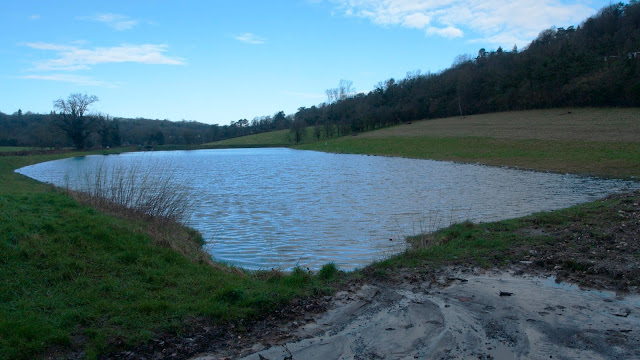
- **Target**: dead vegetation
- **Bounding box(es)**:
[66,159,217,265]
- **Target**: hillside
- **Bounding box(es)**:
[297,108,640,179]
[359,107,640,142]
[290,2,640,140]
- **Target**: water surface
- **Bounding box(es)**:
[16,148,639,270]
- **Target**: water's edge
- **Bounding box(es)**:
[16,148,640,270]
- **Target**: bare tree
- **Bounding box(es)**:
[326,79,355,104]
[337,79,354,101]
[54,93,99,149]
[325,88,339,104]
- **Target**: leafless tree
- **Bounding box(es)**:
[54,93,99,149]
[337,79,354,101]
[326,79,355,104]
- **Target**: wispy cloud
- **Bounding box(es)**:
[234,33,267,45]
[330,0,598,46]
[20,74,115,87]
[29,14,40,20]
[79,13,138,31]
[23,42,185,71]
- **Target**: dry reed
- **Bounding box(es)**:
[67,158,217,265]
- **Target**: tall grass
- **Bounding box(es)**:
[68,159,210,263]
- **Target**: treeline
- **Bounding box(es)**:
[2,2,639,148]
[287,1,640,141]
[0,110,294,148]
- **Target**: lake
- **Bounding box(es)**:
[16,148,640,271]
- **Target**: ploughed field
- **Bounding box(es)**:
[359,108,640,142]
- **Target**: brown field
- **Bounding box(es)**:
[360,108,640,142]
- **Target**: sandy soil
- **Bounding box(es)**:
[190,267,640,360]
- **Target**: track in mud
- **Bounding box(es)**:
[193,271,640,360]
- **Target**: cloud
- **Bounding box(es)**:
[80,13,138,31]
[330,0,598,46]
[20,74,114,87]
[402,13,432,29]
[234,33,267,45]
[426,26,463,38]
[29,14,40,20]
[23,42,185,71]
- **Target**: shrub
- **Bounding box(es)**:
[318,262,339,280]
[75,159,191,223]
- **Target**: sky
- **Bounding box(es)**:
[0,0,613,125]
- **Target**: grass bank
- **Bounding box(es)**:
[204,127,320,148]
[297,108,640,179]
[205,129,291,147]
[369,190,640,293]
[0,151,341,360]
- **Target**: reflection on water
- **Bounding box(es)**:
[16,148,640,271]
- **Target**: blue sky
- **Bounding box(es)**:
[1,0,612,125]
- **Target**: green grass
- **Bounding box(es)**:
[0,146,38,152]
[205,130,292,147]
[205,127,320,148]
[298,136,640,179]
[0,152,342,359]
[372,193,625,271]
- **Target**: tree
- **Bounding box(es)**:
[337,79,354,101]
[325,79,355,104]
[313,125,323,140]
[273,111,288,130]
[154,130,165,146]
[53,93,99,149]
[96,114,121,148]
[290,118,307,144]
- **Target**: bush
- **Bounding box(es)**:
[318,262,339,280]
[75,159,191,223]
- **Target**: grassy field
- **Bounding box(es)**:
[205,129,291,147]
[359,108,640,142]
[204,127,321,148]
[0,152,340,359]
[298,108,640,179]
[0,146,37,152]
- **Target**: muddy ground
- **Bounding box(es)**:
[194,270,640,360]
[105,192,640,359]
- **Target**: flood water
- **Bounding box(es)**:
[16,148,640,270]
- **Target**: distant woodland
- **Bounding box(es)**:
[2,2,639,148]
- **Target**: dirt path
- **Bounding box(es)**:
[191,267,640,360]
